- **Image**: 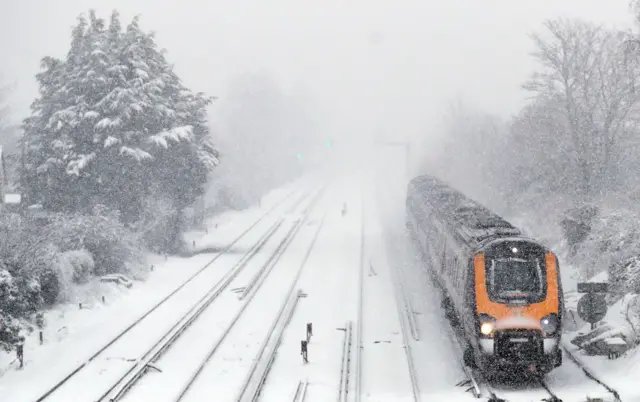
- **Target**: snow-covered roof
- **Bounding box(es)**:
[409,174,522,246]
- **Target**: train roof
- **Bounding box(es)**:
[408,174,522,246]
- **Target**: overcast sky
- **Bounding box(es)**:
[0,0,635,146]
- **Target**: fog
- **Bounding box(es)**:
[0,0,634,191]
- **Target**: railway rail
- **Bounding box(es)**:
[558,345,621,402]
[337,320,353,402]
[386,230,421,401]
[453,328,624,402]
[452,337,624,401]
[236,214,326,402]
[172,189,325,402]
[99,188,323,402]
[353,195,420,402]
[353,198,365,402]
[33,185,317,402]
[291,380,308,402]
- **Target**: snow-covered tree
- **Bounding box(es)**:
[22,10,219,228]
[523,19,640,198]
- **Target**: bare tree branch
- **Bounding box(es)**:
[522,18,640,198]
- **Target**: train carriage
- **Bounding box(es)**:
[405,174,564,375]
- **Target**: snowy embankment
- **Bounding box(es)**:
[511,203,640,400]
[0,179,304,388]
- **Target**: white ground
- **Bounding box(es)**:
[3,166,640,402]
[168,191,326,402]
[118,198,316,402]
[0,177,310,402]
[359,188,415,401]
[257,176,364,402]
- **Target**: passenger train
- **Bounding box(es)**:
[405,174,564,375]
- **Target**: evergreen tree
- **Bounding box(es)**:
[23,10,219,231]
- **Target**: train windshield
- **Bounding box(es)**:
[488,257,544,300]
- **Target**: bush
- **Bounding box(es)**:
[37,263,61,306]
[574,208,640,281]
[61,249,95,284]
[0,315,21,352]
[560,204,599,252]
[0,206,144,345]
[609,256,640,301]
[44,205,143,276]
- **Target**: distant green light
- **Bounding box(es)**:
[296,153,303,159]
[326,140,332,147]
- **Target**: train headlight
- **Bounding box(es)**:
[540,313,559,335]
[478,313,496,336]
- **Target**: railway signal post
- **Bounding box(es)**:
[301,340,308,363]
[576,282,609,330]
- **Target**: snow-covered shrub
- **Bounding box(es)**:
[573,208,640,282]
[560,204,599,252]
[0,269,18,313]
[38,261,62,305]
[0,314,21,351]
[609,256,640,300]
[44,206,143,276]
[58,249,95,285]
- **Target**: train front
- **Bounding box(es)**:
[472,238,563,374]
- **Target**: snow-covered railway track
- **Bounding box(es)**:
[32,186,317,402]
[337,321,353,402]
[455,344,624,402]
[237,217,325,402]
[354,197,416,401]
[168,192,326,402]
[354,201,365,402]
[387,240,421,401]
[291,380,309,402]
[476,344,624,402]
[560,345,621,402]
[100,192,324,402]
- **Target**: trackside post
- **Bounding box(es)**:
[301,340,308,363]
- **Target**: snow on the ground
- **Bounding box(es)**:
[174,184,329,402]
[120,194,317,402]
[373,167,473,401]
[561,270,640,400]
[0,178,309,402]
[379,224,471,398]
[395,249,476,402]
[359,189,415,402]
[257,175,364,402]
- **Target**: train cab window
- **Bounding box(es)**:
[487,257,546,303]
